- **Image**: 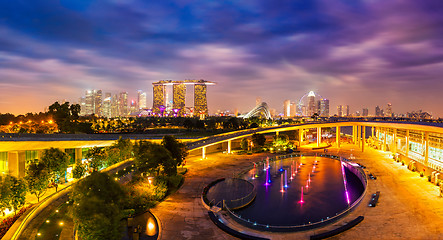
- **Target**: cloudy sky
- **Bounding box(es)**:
[1,0,443,116]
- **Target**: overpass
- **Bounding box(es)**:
[186,120,443,175]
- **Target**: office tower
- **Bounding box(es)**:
[119,92,128,116]
[362,108,369,117]
[129,99,137,114]
[173,83,186,116]
[386,103,392,117]
[307,91,316,116]
[337,105,343,117]
[79,97,86,115]
[290,102,296,117]
[102,92,112,118]
[137,90,147,109]
[94,90,102,116]
[111,94,119,118]
[283,99,291,117]
[84,90,94,115]
[345,105,349,116]
[319,99,329,117]
[375,106,381,117]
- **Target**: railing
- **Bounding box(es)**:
[223,179,256,210]
[224,153,368,232]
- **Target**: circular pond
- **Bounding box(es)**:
[231,156,365,229]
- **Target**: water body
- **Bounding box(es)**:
[234,156,364,226]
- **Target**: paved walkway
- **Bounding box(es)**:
[152,144,443,240]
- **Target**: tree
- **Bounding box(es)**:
[162,135,188,168]
[8,176,26,214]
[41,148,70,191]
[72,164,86,179]
[71,172,124,240]
[0,176,11,216]
[251,133,266,147]
[106,137,133,165]
[133,141,175,176]
[86,147,107,171]
[240,138,249,151]
[25,160,50,202]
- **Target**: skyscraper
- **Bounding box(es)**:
[94,90,102,116]
[173,83,186,116]
[307,91,316,117]
[362,108,369,117]
[337,105,343,117]
[111,94,119,118]
[386,103,392,117]
[119,92,128,116]
[375,106,381,117]
[194,83,207,116]
[319,99,329,117]
[102,92,112,118]
[152,83,166,114]
[82,90,102,116]
[137,90,147,110]
[283,99,291,117]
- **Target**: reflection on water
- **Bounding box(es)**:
[234,156,364,226]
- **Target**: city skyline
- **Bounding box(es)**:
[1,1,443,116]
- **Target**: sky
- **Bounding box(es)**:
[1,0,443,117]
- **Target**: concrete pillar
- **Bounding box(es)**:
[425,132,429,166]
[372,127,374,138]
[406,130,410,157]
[75,148,83,164]
[352,126,356,144]
[357,125,361,147]
[202,147,206,159]
[362,126,366,152]
[336,126,341,148]
[299,129,304,146]
[393,129,397,154]
[383,129,387,151]
[317,127,321,147]
[227,140,232,154]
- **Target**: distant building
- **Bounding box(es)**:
[408,110,432,119]
[337,105,349,117]
[386,103,392,117]
[137,90,147,110]
[119,92,128,116]
[375,106,382,117]
[111,94,119,118]
[307,91,316,117]
[82,90,102,116]
[283,99,291,117]
[102,92,112,118]
[290,102,296,117]
[362,108,369,117]
[319,99,329,117]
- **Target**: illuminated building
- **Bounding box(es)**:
[82,90,102,116]
[307,91,316,116]
[119,92,128,116]
[94,90,102,116]
[319,99,329,117]
[152,80,215,116]
[363,108,369,117]
[137,90,147,109]
[152,83,166,114]
[283,100,291,117]
[102,92,112,118]
[386,103,392,117]
[173,83,186,116]
[375,105,382,117]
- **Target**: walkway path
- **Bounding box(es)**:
[152,143,443,240]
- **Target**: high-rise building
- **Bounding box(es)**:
[84,90,94,115]
[94,90,102,116]
[194,83,207,116]
[129,99,137,114]
[111,94,119,118]
[283,99,291,117]
[290,102,296,117]
[337,105,343,117]
[119,92,128,116]
[137,90,147,110]
[386,103,392,117]
[307,91,316,117]
[102,92,112,118]
[319,99,329,117]
[375,106,381,117]
[152,83,166,115]
[173,83,186,116]
[362,108,369,117]
[345,105,349,116]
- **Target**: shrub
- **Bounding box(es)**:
[420,172,424,177]
[167,174,183,189]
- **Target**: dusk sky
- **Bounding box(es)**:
[1,1,443,116]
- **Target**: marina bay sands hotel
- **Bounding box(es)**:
[152,80,215,116]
